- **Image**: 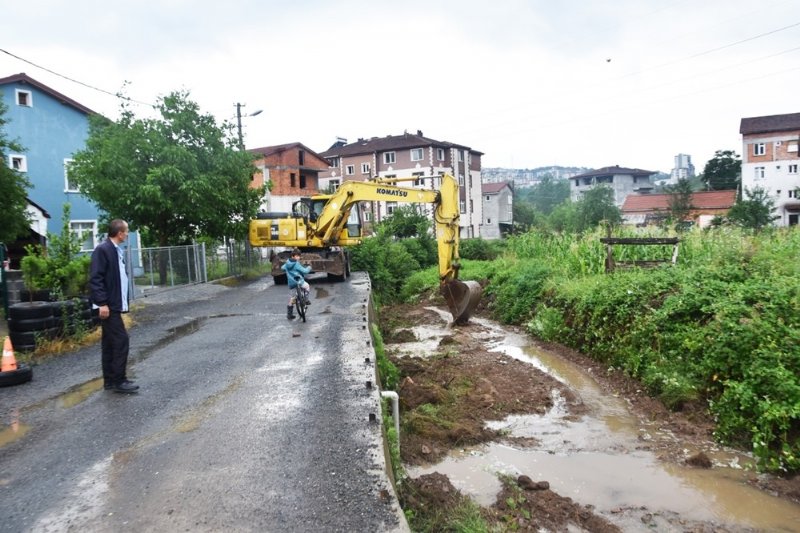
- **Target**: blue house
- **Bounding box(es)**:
[0,72,138,265]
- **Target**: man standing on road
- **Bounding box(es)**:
[90,219,139,394]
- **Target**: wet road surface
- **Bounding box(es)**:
[0,273,407,532]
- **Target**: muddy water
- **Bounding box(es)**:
[404,309,800,532]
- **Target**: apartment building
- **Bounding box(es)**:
[317,131,483,238]
[670,153,695,182]
[739,112,800,226]
[570,165,656,206]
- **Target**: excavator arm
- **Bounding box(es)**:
[312,174,480,323]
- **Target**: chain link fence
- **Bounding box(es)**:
[127,241,272,299]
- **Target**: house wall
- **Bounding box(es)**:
[0,79,123,252]
[482,186,512,240]
[571,173,652,207]
[741,131,800,226]
[252,147,321,214]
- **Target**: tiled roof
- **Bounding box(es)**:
[622,190,737,212]
[318,132,481,158]
[248,142,328,163]
[740,112,800,135]
[0,72,96,115]
[482,181,511,194]
[572,165,656,179]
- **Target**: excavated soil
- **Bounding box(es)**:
[379,300,800,532]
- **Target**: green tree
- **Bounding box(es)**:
[512,201,537,231]
[573,186,622,232]
[381,206,436,267]
[70,91,264,247]
[547,201,579,233]
[519,175,570,215]
[382,205,430,238]
[0,98,32,243]
[700,150,741,191]
[726,186,779,231]
[664,177,694,224]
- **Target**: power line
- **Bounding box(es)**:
[460,17,800,139]
[0,48,154,108]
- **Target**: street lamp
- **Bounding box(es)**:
[235,103,263,149]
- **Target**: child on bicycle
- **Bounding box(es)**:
[282,248,312,319]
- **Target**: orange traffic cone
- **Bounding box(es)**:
[2,336,18,372]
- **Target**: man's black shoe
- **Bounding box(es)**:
[105,379,137,391]
[112,381,139,394]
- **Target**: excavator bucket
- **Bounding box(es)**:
[441,280,482,325]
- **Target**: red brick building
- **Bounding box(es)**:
[247,142,330,214]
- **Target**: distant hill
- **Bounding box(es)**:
[482,166,589,187]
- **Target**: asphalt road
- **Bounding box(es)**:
[0,272,407,532]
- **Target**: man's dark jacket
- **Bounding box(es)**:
[89,239,126,312]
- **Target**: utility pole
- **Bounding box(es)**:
[235,103,262,150]
[236,103,244,149]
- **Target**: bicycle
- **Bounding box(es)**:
[293,278,310,322]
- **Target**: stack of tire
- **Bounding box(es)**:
[6,298,96,353]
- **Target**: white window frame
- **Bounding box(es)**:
[386,201,398,215]
[754,143,766,156]
[361,162,370,175]
[383,152,396,164]
[412,172,424,186]
[16,89,32,107]
[328,156,340,168]
[437,148,445,161]
[754,166,765,179]
[459,200,466,213]
[788,141,799,153]
[458,174,465,186]
[70,220,97,252]
[345,165,355,176]
[9,154,27,172]
[410,148,423,161]
[457,150,464,162]
[329,179,341,191]
[788,164,798,174]
[64,158,79,192]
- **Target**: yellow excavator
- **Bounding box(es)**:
[249,174,482,324]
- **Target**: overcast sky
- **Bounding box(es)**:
[2,0,798,173]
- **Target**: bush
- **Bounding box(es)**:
[460,238,504,260]
[21,204,90,300]
[518,227,800,472]
[351,231,420,304]
[487,259,551,324]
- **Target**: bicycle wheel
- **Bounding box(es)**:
[295,285,306,322]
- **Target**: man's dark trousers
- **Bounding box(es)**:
[101,312,129,386]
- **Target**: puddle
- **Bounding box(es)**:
[0,409,30,448]
[403,308,800,532]
[57,378,105,408]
